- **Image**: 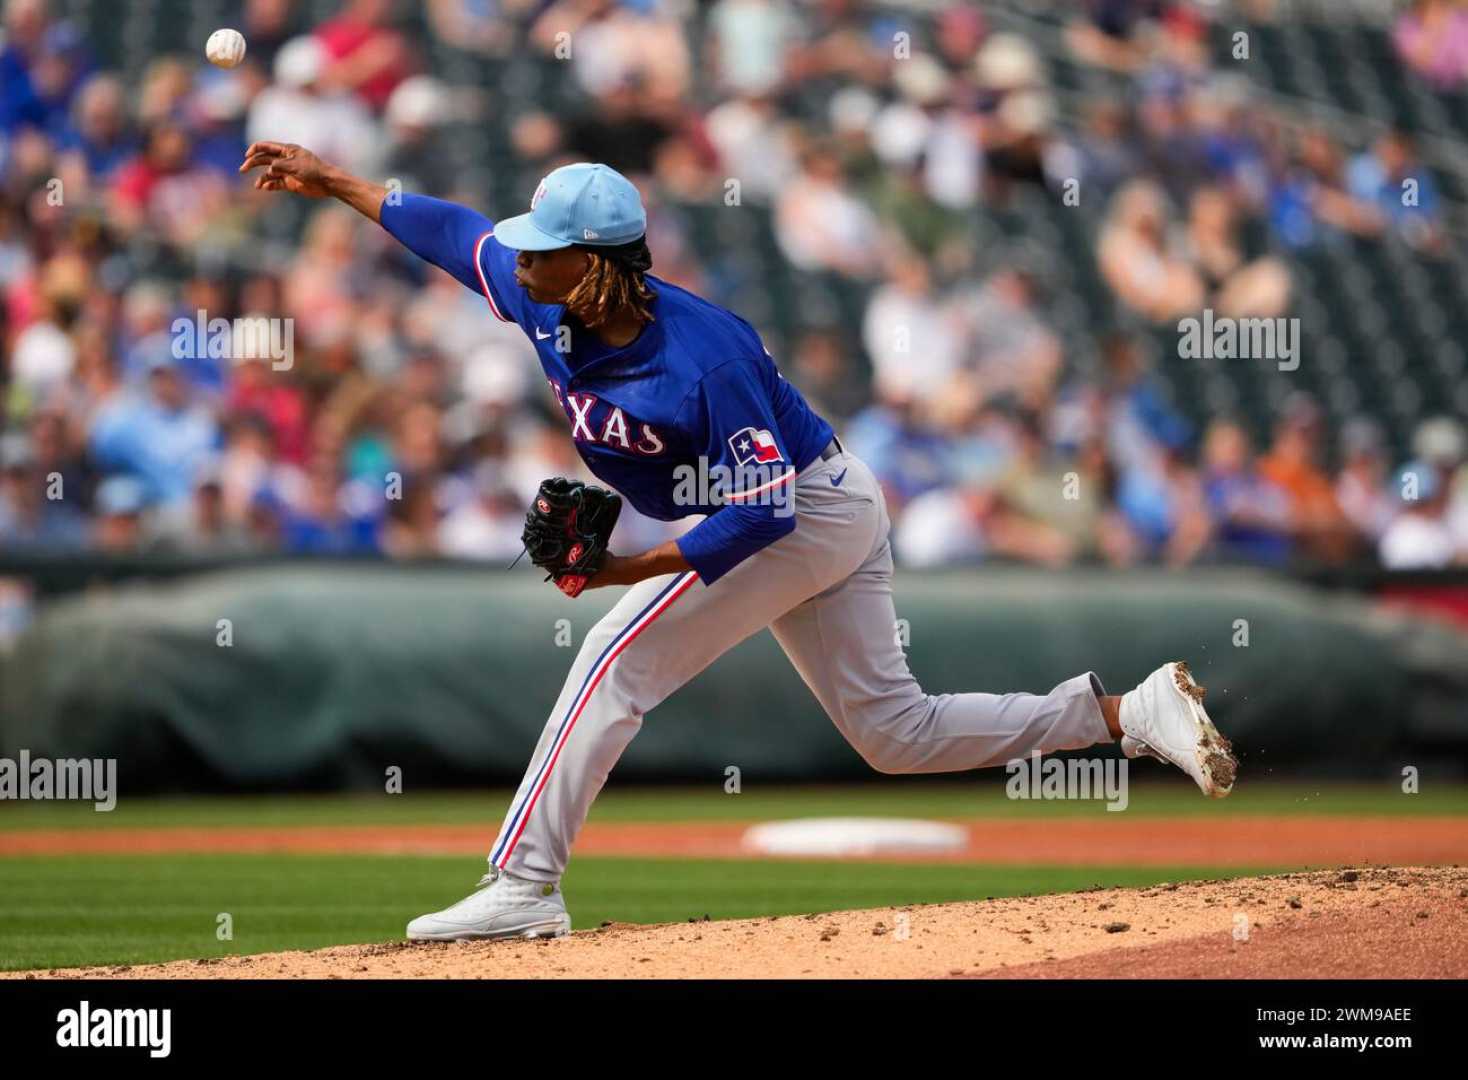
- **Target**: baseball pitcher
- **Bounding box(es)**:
[240,144,1239,941]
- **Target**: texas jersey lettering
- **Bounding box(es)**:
[546,380,666,455]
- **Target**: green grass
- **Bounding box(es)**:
[2,781,1458,971]
[1,779,1462,832]
[0,854,1262,972]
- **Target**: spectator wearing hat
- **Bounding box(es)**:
[91,473,149,553]
[88,352,220,508]
[382,76,457,198]
[1411,415,1468,562]
[1380,460,1457,569]
[246,35,381,180]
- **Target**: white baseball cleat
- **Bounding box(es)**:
[1118,661,1237,798]
[406,866,571,941]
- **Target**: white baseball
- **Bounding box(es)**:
[205,28,247,69]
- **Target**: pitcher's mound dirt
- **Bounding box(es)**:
[14,867,1467,980]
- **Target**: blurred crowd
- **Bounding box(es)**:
[1,0,1466,571]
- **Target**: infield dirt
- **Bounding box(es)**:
[5,815,1465,865]
[13,866,1466,980]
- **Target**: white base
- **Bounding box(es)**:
[740,817,968,857]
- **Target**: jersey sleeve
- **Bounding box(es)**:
[378,193,523,325]
[673,358,798,585]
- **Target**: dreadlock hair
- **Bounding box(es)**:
[563,236,656,330]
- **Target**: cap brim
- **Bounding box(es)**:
[492,213,573,252]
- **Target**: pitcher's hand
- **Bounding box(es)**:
[240,142,334,198]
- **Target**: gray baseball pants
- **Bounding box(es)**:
[488,445,1113,881]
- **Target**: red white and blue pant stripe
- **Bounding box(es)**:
[490,570,699,869]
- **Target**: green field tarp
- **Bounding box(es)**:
[2,565,1465,790]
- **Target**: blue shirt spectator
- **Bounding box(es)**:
[846,403,952,510]
[88,359,220,506]
[1346,132,1441,244]
[277,474,381,555]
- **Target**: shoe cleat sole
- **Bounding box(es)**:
[408,916,570,943]
[1171,661,1237,798]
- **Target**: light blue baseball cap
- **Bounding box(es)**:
[493,162,647,251]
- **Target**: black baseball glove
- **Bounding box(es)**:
[521,477,622,597]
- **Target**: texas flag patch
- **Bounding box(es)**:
[728,427,784,466]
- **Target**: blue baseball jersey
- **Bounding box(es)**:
[380,194,834,584]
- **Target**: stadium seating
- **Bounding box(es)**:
[43,0,1468,467]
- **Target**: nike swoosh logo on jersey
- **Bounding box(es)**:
[830,468,847,486]
[535,327,551,340]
